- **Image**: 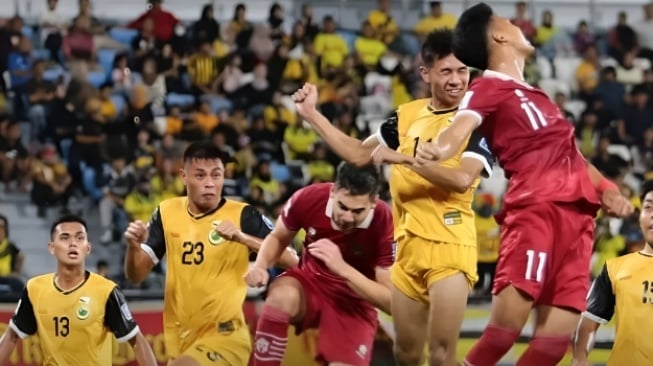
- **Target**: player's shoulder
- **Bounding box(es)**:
[86,273,119,295]
[397,98,429,116]
[606,252,646,272]
[224,198,249,210]
[26,273,54,292]
[297,182,332,199]
[158,196,187,213]
[372,199,393,221]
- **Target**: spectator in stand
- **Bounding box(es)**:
[62,16,99,78]
[130,18,159,72]
[0,215,25,293]
[30,144,72,217]
[573,20,595,55]
[633,3,653,59]
[0,16,25,91]
[227,3,254,50]
[616,50,645,88]
[188,40,220,97]
[511,1,537,43]
[306,143,335,183]
[607,11,638,61]
[0,119,30,192]
[619,85,653,145]
[576,44,601,104]
[414,1,458,38]
[25,59,56,144]
[98,155,135,244]
[575,110,601,158]
[8,36,33,119]
[268,3,287,43]
[127,0,179,43]
[314,16,349,72]
[355,21,388,72]
[554,92,576,124]
[594,66,626,119]
[299,3,319,41]
[367,0,399,47]
[150,157,184,200]
[124,175,159,223]
[40,0,67,64]
[192,4,220,48]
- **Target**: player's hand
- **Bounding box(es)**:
[212,220,242,242]
[124,220,148,248]
[600,189,634,217]
[371,144,412,165]
[244,265,270,288]
[293,83,319,117]
[414,141,441,166]
[307,239,350,277]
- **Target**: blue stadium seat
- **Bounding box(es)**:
[43,66,64,81]
[22,26,33,40]
[87,71,107,88]
[166,93,195,107]
[108,28,139,47]
[110,94,126,115]
[33,48,50,61]
[270,163,291,183]
[336,30,358,51]
[97,49,116,79]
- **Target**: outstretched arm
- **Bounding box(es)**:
[586,163,633,217]
[415,111,478,165]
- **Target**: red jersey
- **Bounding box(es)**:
[458,71,600,218]
[280,183,394,304]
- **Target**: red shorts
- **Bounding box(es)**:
[492,202,594,312]
[279,268,377,366]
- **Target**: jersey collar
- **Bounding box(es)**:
[483,69,533,88]
[325,198,375,230]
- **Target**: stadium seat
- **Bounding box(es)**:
[87,71,107,88]
[552,57,582,92]
[43,66,64,81]
[336,30,358,51]
[634,57,651,71]
[97,49,116,79]
[270,163,291,183]
[108,28,139,47]
[565,99,586,120]
[536,56,553,79]
[33,48,50,61]
[166,93,195,107]
[538,78,571,99]
[22,26,33,40]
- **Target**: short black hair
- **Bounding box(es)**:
[641,180,653,203]
[453,2,493,70]
[334,162,380,197]
[421,29,454,67]
[183,141,225,164]
[50,214,88,239]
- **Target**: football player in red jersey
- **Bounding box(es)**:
[244,162,394,366]
[413,3,634,366]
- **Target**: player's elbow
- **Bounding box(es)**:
[451,172,474,193]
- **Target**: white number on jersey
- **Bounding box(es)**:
[525,249,547,282]
[515,90,548,130]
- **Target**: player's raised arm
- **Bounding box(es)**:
[409,131,493,192]
[293,83,392,166]
[124,208,165,283]
[0,288,37,362]
[572,264,615,365]
[415,110,478,165]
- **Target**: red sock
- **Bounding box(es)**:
[516,335,570,366]
[253,305,291,366]
[463,325,521,366]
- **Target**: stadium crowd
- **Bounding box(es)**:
[0,0,651,297]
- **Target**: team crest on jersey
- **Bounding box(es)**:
[76,298,90,320]
[209,221,225,245]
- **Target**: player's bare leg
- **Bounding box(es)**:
[391,286,429,366]
[514,305,579,366]
[463,285,532,366]
[427,273,470,366]
[253,276,306,366]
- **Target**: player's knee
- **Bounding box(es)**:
[428,339,454,366]
[393,342,423,366]
[265,283,302,316]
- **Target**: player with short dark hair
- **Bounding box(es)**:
[292,29,494,366]
[245,162,395,366]
[414,3,633,366]
[124,141,298,366]
[572,181,653,366]
[0,214,157,365]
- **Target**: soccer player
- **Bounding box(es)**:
[414,3,633,366]
[572,181,653,366]
[244,163,394,366]
[123,141,298,366]
[292,29,494,366]
[0,214,156,366]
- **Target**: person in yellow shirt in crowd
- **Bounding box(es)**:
[249,160,282,206]
[575,44,601,101]
[99,83,118,121]
[367,0,399,46]
[194,101,219,136]
[534,10,561,46]
[313,16,349,71]
[591,217,626,278]
[165,106,184,136]
[414,1,458,39]
[263,91,296,132]
[150,157,185,200]
[306,143,335,182]
[355,21,388,70]
[125,176,161,223]
[283,120,319,160]
[474,193,500,297]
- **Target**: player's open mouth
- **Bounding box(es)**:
[68,251,79,258]
[202,193,215,198]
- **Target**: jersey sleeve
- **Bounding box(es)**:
[104,287,139,343]
[9,288,37,339]
[373,204,395,269]
[280,189,306,232]
[141,207,165,265]
[374,111,399,150]
[583,264,615,324]
[240,205,274,238]
[461,130,494,178]
[458,79,501,126]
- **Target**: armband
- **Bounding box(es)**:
[597,178,618,195]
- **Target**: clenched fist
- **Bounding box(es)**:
[125,220,148,248]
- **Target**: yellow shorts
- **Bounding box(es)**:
[173,322,252,366]
[391,232,478,304]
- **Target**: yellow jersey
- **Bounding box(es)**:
[9,272,139,365]
[584,252,653,365]
[377,99,494,244]
[142,197,273,357]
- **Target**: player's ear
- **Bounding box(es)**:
[48,242,55,256]
[86,242,92,254]
[419,65,430,83]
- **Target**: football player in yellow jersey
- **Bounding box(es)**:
[123,141,298,366]
[572,181,653,366]
[0,214,156,366]
[293,29,494,366]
